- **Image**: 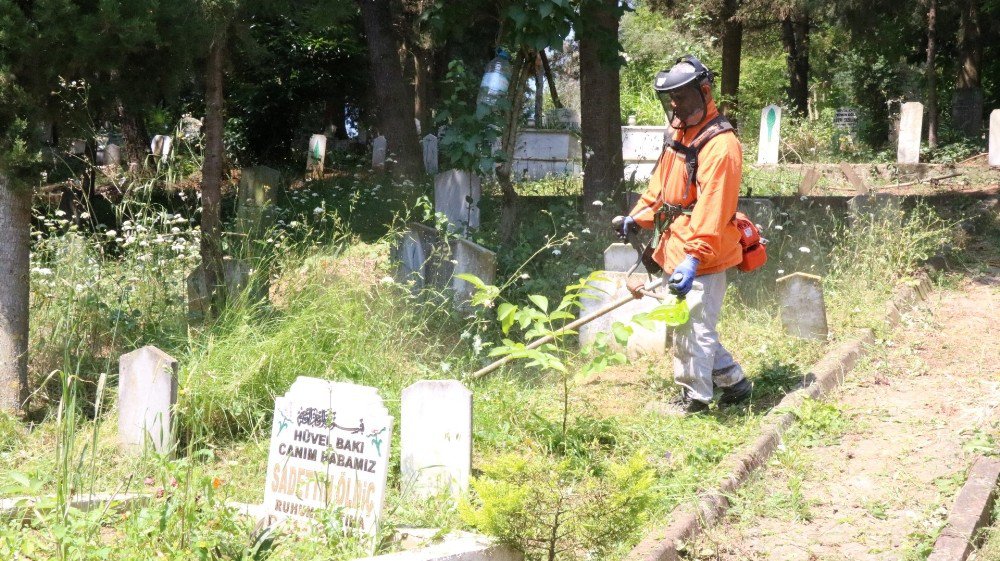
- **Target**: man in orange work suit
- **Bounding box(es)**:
[613,55,751,415]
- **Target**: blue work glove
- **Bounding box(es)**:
[668,255,699,297]
[611,215,637,240]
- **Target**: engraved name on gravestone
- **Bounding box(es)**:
[401,380,472,499]
[757,105,782,165]
[264,378,393,535]
[897,102,923,164]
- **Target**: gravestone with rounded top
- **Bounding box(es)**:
[119,346,178,454]
[421,134,438,175]
[263,377,393,535]
[307,134,326,178]
[604,243,642,273]
[897,102,923,164]
[401,380,472,500]
[372,135,388,170]
[757,105,782,165]
[776,272,828,340]
[104,144,121,167]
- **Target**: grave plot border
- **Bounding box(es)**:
[926,456,1000,561]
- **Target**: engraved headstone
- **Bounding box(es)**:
[434,170,481,235]
[757,105,782,165]
[897,102,923,164]
[372,135,388,171]
[119,346,178,454]
[421,134,438,175]
[401,380,472,500]
[307,134,326,178]
[578,272,668,358]
[236,166,280,235]
[833,107,859,134]
[990,110,1000,167]
[263,377,393,535]
[776,272,828,340]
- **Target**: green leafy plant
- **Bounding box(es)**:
[434,59,506,173]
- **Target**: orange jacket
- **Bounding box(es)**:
[628,102,743,276]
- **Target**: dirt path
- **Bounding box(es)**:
[691,266,1000,561]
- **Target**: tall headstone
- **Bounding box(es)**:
[307,134,326,179]
[951,88,983,137]
[119,346,178,454]
[897,102,923,164]
[451,238,495,309]
[401,380,472,500]
[421,134,438,175]
[104,144,121,167]
[263,377,393,535]
[150,135,165,158]
[159,136,173,164]
[434,170,481,235]
[756,105,782,165]
[989,110,1000,168]
[776,272,828,341]
[372,135,388,171]
[577,272,668,358]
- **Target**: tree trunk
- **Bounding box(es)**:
[780,12,810,115]
[579,0,624,205]
[534,53,544,124]
[540,51,563,109]
[719,0,743,121]
[200,33,227,317]
[497,52,531,245]
[0,179,30,415]
[926,0,937,148]
[956,0,980,89]
[117,100,149,170]
[358,0,422,177]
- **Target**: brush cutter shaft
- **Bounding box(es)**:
[469,276,666,380]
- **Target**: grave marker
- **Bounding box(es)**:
[990,110,1000,167]
[237,166,280,235]
[434,170,481,235]
[263,377,393,535]
[603,243,641,273]
[187,258,268,319]
[512,130,582,179]
[798,167,820,196]
[756,105,782,165]
[839,162,870,194]
[179,115,202,140]
[951,88,983,137]
[622,126,670,181]
[104,144,121,167]
[372,135,388,170]
[396,223,440,290]
[307,134,326,179]
[578,272,668,358]
[401,381,472,500]
[119,346,178,454]
[897,102,923,164]
[776,272,828,341]
[71,139,86,155]
[421,134,438,175]
[450,238,495,309]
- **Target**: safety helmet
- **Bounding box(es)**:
[654,55,714,129]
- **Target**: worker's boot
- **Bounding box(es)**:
[718,377,753,406]
[646,390,709,416]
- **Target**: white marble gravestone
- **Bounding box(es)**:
[307,134,326,178]
[150,136,165,158]
[263,377,393,535]
[990,110,1000,167]
[119,346,178,454]
[622,126,670,181]
[757,105,782,165]
[421,134,439,175]
[897,102,923,164]
[577,272,668,358]
[604,243,641,273]
[159,137,173,164]
[401,380,472,500]
[776,272,828,340]
[372,135,388,171]
[434,170,481,235]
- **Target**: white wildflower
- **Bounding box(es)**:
[591,200,603,207]
[55,209,66,217]
[799,246,811,253]
[105,230,117,237]
[552,249,562,256]
[440,362,452,373]
[773,225,784,230]
[520,273,530,280]
[79,212,90,220]
[379,276,394,284]
[581,228,591,234]
[313,207,324,215]
[777,269,785,274]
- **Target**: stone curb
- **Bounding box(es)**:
[625,273,933,561]
[927,456,1000,561]
[0,493,147,521]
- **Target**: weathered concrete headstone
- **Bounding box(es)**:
[263,377,393,534]
[756,105,782,165]
[372,135,388,171]
[119,346,178,454]
[604,243,642,273]
[511,130,582,179]
[179,115,203,140]
[990,110,1000,167]
[833,107,859,134]
[798,167,821,196]
[104,144,121,167]
[395,223,440,290]
[951,88,983,137]
[776,272,828,341]
[622,126,670,181]
[627,115,638,126]
[839,162,870,194]
[236,166,280,235]
[401,380,472,500]
[897,102,923,164]
[150,136,165,158]
[737,197,776,229]
[434,170,481,235]
[450,238,495,309]
[421,134,439,175]
[159,136,173,164]
[307,134,326,179]
[71,139,87,155]
[186,258,268,319]
[578,272,668,358]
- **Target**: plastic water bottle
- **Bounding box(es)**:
[477,49,512,108]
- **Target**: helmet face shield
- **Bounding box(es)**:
[658,84,707,129]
